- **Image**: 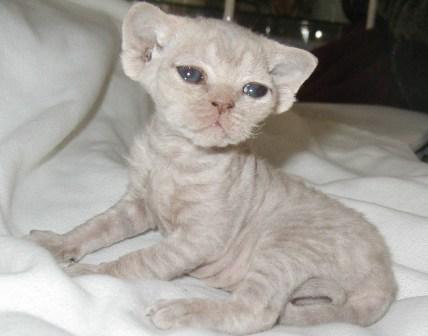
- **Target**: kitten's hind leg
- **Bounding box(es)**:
[148,263,302,334]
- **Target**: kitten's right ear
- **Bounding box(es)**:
[262,38,317,114]
[121,2,179,81]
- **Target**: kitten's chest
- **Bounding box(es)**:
[145,166,179,234]
[144,163,214,235]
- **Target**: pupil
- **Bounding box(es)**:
[186,70,195,80]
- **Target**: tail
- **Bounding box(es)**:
[280,278,395,326]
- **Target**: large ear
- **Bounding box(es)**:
[263,39,317,114]
[121,2,179,81]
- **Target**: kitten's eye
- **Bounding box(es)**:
[176,66,205,84]
[242,82,268,98]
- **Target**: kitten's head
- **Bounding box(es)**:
[121,3,317,148]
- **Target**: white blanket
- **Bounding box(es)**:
[1,1,428,335]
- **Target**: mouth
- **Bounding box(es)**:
[209,120,229,137]
[191,119,230,144]
[212,120,224,129]
[196,118,226,133]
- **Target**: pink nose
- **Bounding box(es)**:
[211,100,235,114]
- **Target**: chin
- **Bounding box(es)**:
[190,128,245,148]
[193,137,231,148]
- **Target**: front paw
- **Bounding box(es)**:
[147,298,207,330]
[27,230,82,264]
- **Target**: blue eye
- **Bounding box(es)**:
[242,82,268,98]
[177,66,205,84]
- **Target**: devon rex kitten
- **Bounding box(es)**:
[29,3,396,334]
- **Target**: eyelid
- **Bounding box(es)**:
[248,81,272,91]
[242,79,272,91]
[176,65,206,77]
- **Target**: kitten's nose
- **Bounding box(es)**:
[211,100,235,114]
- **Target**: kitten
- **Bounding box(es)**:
[29,3,397,334]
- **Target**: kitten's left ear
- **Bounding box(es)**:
[263,39,318,114]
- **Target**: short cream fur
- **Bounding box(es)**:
[30,3,396,334]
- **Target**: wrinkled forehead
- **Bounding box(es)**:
[169,20,271,83]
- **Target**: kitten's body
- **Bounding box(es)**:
[130,113,395,325]
[29,3,396,334]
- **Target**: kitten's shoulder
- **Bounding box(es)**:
[127,134,151,193]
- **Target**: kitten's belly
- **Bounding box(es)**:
[190,225,258,291]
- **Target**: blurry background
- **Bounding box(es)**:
[127,0,428,116]
[129,0,350,49]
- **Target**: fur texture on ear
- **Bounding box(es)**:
[263,39,318,114]
[121,2,179,81]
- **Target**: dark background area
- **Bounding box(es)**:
[135,0,428,114]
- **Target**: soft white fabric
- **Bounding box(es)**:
[294,103,428,151]
[1,1,428,335]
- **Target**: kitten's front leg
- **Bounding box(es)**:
[29,189,152,264]
[66,227,224,279]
